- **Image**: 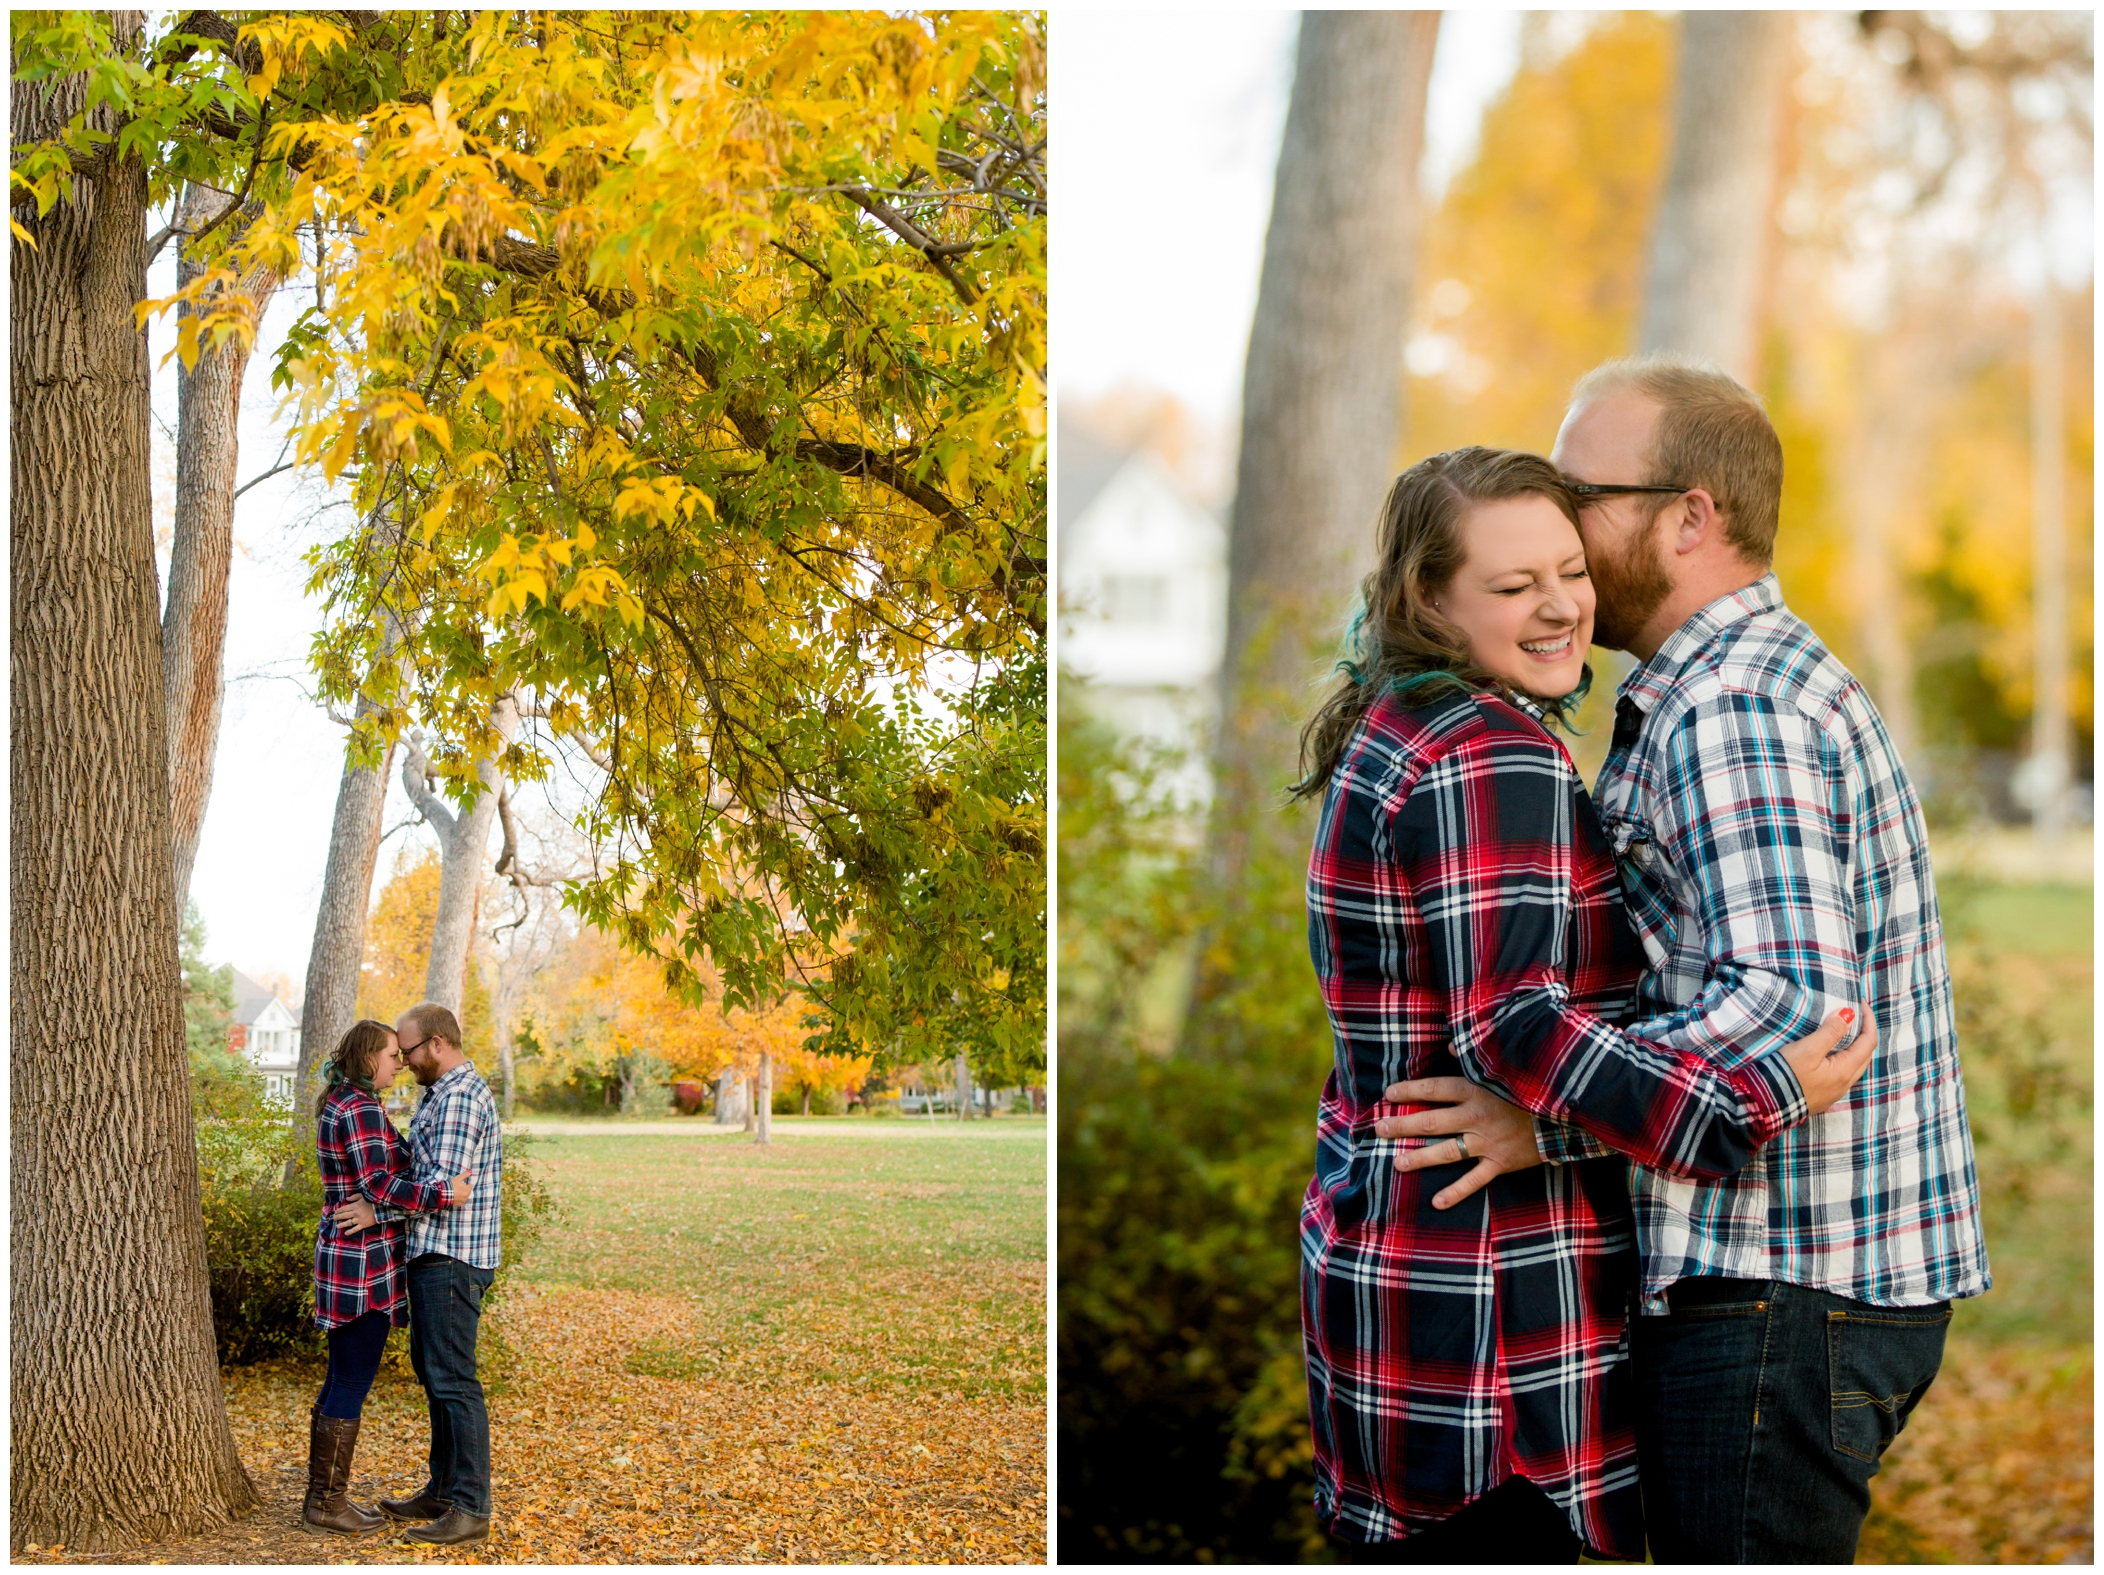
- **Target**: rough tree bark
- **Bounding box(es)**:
[291,685,400,1113]
[11,15,259,1546]
[1210,10,1440,899]
[162,180,282,906]
[400,693,519,1016]
[1639,11,1795,384]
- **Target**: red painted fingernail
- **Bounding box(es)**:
[1839,1008,1854,1024]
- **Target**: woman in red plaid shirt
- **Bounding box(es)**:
[304,1019,472,1536]
[1296,449,1869,1562]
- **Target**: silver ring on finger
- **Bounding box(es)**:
[1453,1132,1470,1162]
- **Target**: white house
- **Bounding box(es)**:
[230,971,300,1105]
[1058,422,1228,791]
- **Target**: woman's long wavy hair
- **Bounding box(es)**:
[315,1018,396,1120]
[1293,447,1589,800]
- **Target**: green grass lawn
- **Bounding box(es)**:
[509,1118,1048,1404]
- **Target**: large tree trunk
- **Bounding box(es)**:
[11,17,259,1546]
[1211,11,1439,886]
[2028,282,2068,841]
[479,947,521,1119]
[162,183,282,906]
[1840,329,1930,764]
[1640,11,1795,383]
[954,1049,973,1123]
[402,694,519,1016]
[292,708,398,1114]
[715,1069,746,1127]
[755,1054,773,1144]
[1197,12,1439,1017]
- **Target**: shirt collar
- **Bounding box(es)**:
[1616,572,1783,716]
[428,1060,476,1096]
[1502,688,1549,723]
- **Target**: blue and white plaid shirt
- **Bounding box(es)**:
[1541,574,1990,1315]
[374,1060,504,1270]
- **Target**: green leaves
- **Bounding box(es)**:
[19,7,1046,1078]
[245,13,1048,1071]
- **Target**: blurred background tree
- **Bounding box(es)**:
[1060,9,2092,1563]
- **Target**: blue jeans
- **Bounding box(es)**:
[316,1309,392,1420]
[1631,1276,1951,1563]
[406,1253,495,1517]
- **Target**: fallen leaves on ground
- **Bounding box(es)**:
[17,1121,1048,1565]
[1859,1337,2091,1564]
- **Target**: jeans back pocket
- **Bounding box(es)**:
[1827,1305,1952,1463]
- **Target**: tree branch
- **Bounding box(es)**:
[493,784,565,891]
[399,733,459,838]
[842,188,980,305]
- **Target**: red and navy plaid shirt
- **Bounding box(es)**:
[1302,686,1803,1554]
[313,1084,452,1330]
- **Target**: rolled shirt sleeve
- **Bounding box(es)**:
[1613,692,1863,1091]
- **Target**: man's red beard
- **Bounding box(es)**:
[1586,509,1674,653]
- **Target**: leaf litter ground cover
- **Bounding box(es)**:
[20,1117,1046,1565]
[1859,923,2093,1564]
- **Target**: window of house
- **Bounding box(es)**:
[1102,574,1169,625]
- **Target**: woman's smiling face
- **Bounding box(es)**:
[1431,494,1595,700]
[371,1031,403,1089]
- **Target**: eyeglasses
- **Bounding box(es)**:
[1564,480,1691,500]
[399,1034,438,1057]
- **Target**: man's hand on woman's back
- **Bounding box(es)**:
[1375,1078,1543,1210]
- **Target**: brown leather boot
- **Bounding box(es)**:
[302,1409,386,1535]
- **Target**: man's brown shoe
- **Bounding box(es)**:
[378,1486,450,1522]
[402,1506,490,1546]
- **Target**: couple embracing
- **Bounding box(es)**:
[302,1002,503,1546]
[1300,356,1990,1563]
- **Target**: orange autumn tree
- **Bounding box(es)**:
[517,924,867,1116]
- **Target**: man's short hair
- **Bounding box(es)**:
[1570,353,1784,564]
[400,1001,463,1051]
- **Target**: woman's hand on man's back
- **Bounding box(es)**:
[1780,1008,1877,1116]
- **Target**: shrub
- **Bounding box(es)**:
[196,1071,325,1365]
[1056,694,1329,1561]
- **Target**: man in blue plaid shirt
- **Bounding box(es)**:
[334,1001,504,1547]
[1390,356,1988,1562]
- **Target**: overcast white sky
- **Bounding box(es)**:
[1055,10,1524,432]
